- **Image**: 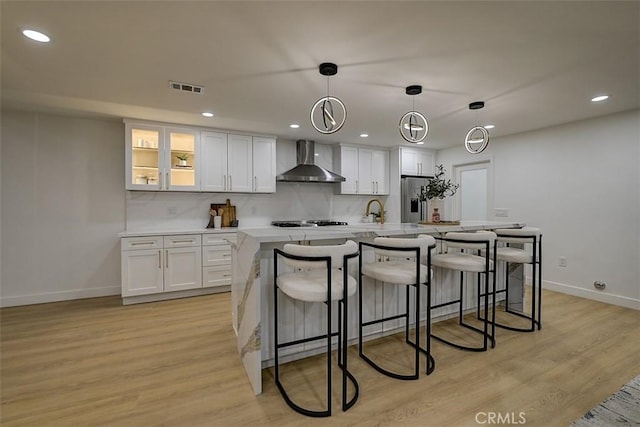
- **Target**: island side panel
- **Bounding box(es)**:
[233,232,262,395]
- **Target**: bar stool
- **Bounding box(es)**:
[493,227,543,331]
[431,231,497,352]
[273,240,359,417]
[358,234,436,379]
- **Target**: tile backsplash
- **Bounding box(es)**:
[125,140,386,231]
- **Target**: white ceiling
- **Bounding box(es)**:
[2,1,638,150]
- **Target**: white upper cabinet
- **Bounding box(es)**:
[125,122,200,191]
[226,134,253,192]
[400,147,435,177]
[335,145,389,195]
[252,136,276,193]
[200,132,228,192]
[200,131,275,193]
[126,120,276,193]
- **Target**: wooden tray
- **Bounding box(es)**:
[418,220,461,225]
[208,199,236,228]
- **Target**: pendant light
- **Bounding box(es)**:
[399,85,428,144]
[464,101,490,154]
[310,63,346,134]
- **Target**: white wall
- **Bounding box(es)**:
[1,111,126,306]
[436,110,640,309]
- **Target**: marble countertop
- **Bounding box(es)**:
[238,220,526,244]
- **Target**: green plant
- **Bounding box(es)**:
[176,153,189,161]
[419,164,460,200]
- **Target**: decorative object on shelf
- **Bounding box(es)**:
[176,152,189,166]
[399,85,429,144]
[418,164,459,221]
[310,62,346,134]
[464,101,490,154]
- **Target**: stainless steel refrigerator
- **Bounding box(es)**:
[401,176,430,223]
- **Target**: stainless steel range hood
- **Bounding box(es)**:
[277,140,346,183]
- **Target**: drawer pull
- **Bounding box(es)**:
[224,274,232,277]
[172,239,195,244]
[131,241,155,246]
[222,254,231,257]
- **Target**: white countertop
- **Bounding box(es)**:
[237,220,526,244]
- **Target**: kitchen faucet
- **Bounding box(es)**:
[365,198,385,224]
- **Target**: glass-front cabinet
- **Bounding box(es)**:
[125,121,200,191]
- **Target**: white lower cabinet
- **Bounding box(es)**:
[121,232,234,304]
[202,233,236,289]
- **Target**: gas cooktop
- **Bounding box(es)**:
[271,220,348,228]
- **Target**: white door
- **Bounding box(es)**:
[454,161,492,221]
[164,247,202,292]
[371,149,389,195]
[227,134,253,192]
[252,137,276,193]
[200,132,228,192]
[121,249,164,297]
[357,148,374,194]
[339,146,359,194]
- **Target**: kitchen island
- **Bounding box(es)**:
[232,221,526,394]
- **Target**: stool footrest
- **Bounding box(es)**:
[361,312,407,328]
[277,331,339,349]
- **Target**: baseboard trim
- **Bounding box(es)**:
[541,279,639,310]
[0,286,121,308]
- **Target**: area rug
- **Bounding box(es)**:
[571,375,640,426]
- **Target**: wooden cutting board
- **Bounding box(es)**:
[210,199,236,227]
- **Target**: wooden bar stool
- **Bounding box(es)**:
[493,227,543,331]
[273,240,359,417]
[358,235,436,379]
[431,231,497,352]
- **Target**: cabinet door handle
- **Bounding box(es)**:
[223,175,227,191]
[158,250,162,269]
[165,172,169,190]
[229,175,232,191]
[356,180,359,194]
[254,176,257,192]
[165,250,169,268]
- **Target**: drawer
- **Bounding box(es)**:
[203,233,236,246]
[163,234,202,248]
[202,246,232,266]
[121,236,163,251]
[203,265,232,288]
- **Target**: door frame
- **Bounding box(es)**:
[452,158,494,221]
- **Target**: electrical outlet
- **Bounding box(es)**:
[167,206,178,216]
[558,256,567,268]
[594,281,606,290]
[494,208,509,218]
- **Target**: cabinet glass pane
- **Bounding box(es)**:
[131,129,160,185]
[170,131,196,187]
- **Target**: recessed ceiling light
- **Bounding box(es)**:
[360,133,369,138]
[591,95,609,102]
[22,29,51,43]
[484,124,495,129]
[289,124,300,129]
[201,112,214,117]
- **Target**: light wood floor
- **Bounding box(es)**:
[1,289,638,426]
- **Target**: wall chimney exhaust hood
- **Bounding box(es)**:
[277,140,346,183]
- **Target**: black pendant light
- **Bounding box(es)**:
[310,63,346,134]
[464,101,490,154]
[399,85,429,144]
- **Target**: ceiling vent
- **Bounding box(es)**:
[169,81,204,94]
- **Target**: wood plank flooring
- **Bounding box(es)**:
[1,289,638,426]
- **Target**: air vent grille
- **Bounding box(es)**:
[169,81,204,94]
